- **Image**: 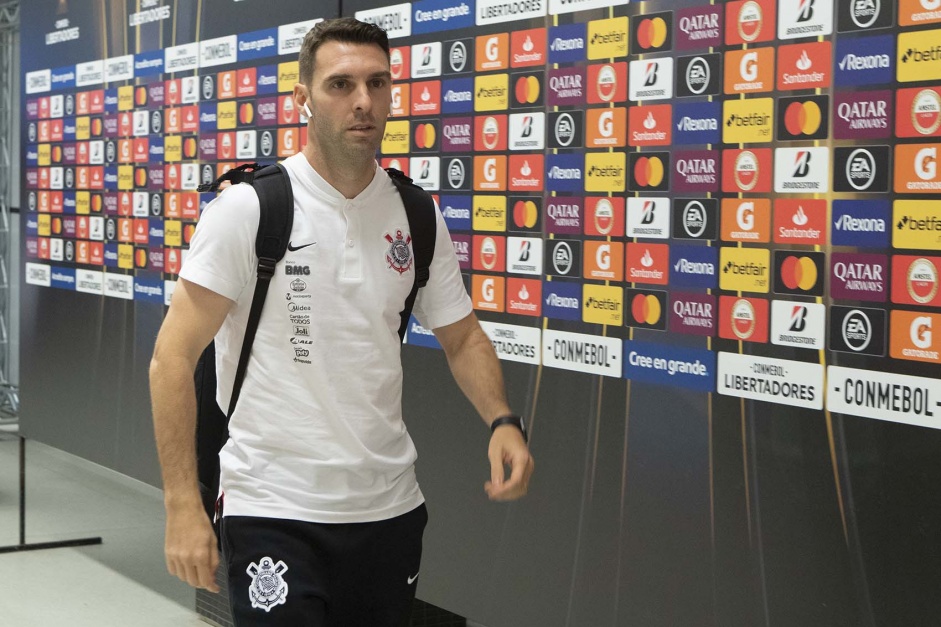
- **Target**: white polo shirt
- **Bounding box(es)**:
[180,152,472,523]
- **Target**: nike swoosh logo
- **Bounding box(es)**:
[287,241,316,252]
[407,573,419,585]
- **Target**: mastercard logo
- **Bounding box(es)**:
[631,293,662,325]
[636,17,668,49]
[52,146,62,162]
[780,255,818,291]
[135,248,148,268]
[134,86,148,107]
[784,100,822,136]
[91,194,103,212]
[183,137,198,159]
[239,102,254,125]
[183,224,197,245]
[912,89,941,136]
[633,156,665,187]
[513,199,538,228]
[134,168,148,187]
[514,75,540,105]
[52,217,62,234]
[737,1,764,42]
[414,123,436,149]
[91,118,103,136]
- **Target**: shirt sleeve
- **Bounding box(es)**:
[411,203,473,330]
[178,183,260,302]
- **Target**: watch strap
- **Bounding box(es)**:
[490,414,527,442]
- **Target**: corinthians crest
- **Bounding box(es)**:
[247,556,289,612]
[384,229,413,275]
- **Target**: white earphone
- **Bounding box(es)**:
[302,103,313,118]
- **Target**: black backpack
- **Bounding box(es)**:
[193,163,438,522]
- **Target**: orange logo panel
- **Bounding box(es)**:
[583,240,624,281]
[472,274,506,312]
[894,143,941,194]
[476,33,509,72]
[890,310,941,364]
[724,47,775,94]
[474,155,507,191]
[721,198,771,243]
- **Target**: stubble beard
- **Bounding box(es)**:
[313,114,385,175]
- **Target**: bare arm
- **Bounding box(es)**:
[434,312,534,501]
[149,278,233,592]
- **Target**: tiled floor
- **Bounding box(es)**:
[0,434,206,626]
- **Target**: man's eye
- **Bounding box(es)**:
[332,81,347,89]
[371,79,387,88]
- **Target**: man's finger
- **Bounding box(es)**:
[488,448,504,488]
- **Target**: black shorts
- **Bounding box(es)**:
[220,504,428,627]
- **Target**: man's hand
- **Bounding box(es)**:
[164,505,221,593]
[485,426,534,501]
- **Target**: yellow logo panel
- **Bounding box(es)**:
[117,86,134,111]
[118,244,134,270]
[722,98,774,144]
[37,214,51,237]
[75,116,91,140]
[117,165,134,191]
[582,284,624,325]
[719,247,770,293]
[585,152,626,192]
[164,220,183,247]
[474,74,509,112]
[164,136,183,162]
[894,200,941,250]
[382,120,410,154]
[898,30,941,83]
[216,101,237,130]
[76,192,90,215]
[279,61,299,92]
[588,17,629,60]
[472,195,507,232]
[37,144,51,166]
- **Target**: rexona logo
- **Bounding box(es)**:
[894,144,941,193]
[628,152,669,192]
[834,146,890,192]
[773,251,825,297]
[673,101,721,145]
[587,16,629,60]
[835,34,894,86]
[544,238,582,278]
[832,252,888,301]
[897,30,941,82]
[774,147,829,193]
[583,241,624,281]
[677,5,723,50]
[828,306,886,356]
[626,243,669,285]
[546,154,584,193]
[892,255,941,306]
[719,247,771,293]
[719,296,769,342]
[771,300,826,350]
[673,198,718,241]
[723,98,774,143]
[585,196,625,237]
[626,197,670,239]
[630,12,673,53]
[628,58,674,102]
[669,292,716,336]
[628,105,671,146]
[893,200,941,250]
[549,110,584,148]
[778,0,834,39]
[548,23,587,64]
[724,48,774,94]
[897,87,941,138]
[722,148,773,193]
[670,244,719,290]
[474,114,507,151]
[722,198,771,243]
[625,289,667,330]
[890,310,941,364]
[773,198,827,245]
[777,42,832,90]
[834,90,892,139]
[833,199,890,248]
[839,0,895,31]
[725,0,776,45]
[585,152,626,192]
[543,281,582,321]
[676,54,722,98]
[899,0,941,27]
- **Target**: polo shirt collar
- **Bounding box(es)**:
[292,155,385,206]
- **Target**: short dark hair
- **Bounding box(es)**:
[298,17,390,85]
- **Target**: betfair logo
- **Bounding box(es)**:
[723,98,774,143]
[726,113,770,127]
[901,46,941,63]
[475,74,509,111]
[898,31,941,82]
[719,247,770,293]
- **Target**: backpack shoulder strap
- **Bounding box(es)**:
[226,163,294,416]
[385,167,437,342]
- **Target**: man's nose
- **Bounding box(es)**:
[353,83,372,113]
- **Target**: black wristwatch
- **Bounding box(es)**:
[490,414,527,443]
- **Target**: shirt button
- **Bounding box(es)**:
[347,239,354,247]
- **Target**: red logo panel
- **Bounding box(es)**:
[722,149,773,193]
[587,62,627,104]
[718,295,769,342]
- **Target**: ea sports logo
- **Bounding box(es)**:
[596,65,617,102]
[633,155,665,187]
[390,48,405,79]
[685,57,710,94]
[515,75,540,104]
[202,76,214,100]
[552,242,574,274]
[784,100,822,136]
[202,164,214,185]
[65,94,75,115]
[260,131,273,157]
[731,299,756,339]
[449,42,467,72]
[482,116,500,149]
[734,151,759,191]
[780,255,818,291]
[631,293,661,325]
[683,201,707,237]
[842,309,872,351]
[594,198,614,234]
[846,149,876,190]
[554,113,575,146]
[850,0,880,28]
[912,89,941,136]
[737,1,764,41]
[636,17,668,50]
[479,236,498,270]
[907,257,939,304]
[447,158,465,188]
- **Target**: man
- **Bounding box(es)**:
[149,17,533,626]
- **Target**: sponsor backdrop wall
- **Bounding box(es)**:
[19,0,941,625]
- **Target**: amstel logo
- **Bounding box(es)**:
[725,0,775,45]
[474,114,508,151]
[390,46,410,81]
[719,296,769,342]
[897,87,941,138]
[626,289,666,330]
[587,63,627,104]
[472,234,506,272]
[585,197,625,237]
[891,255,941,306]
